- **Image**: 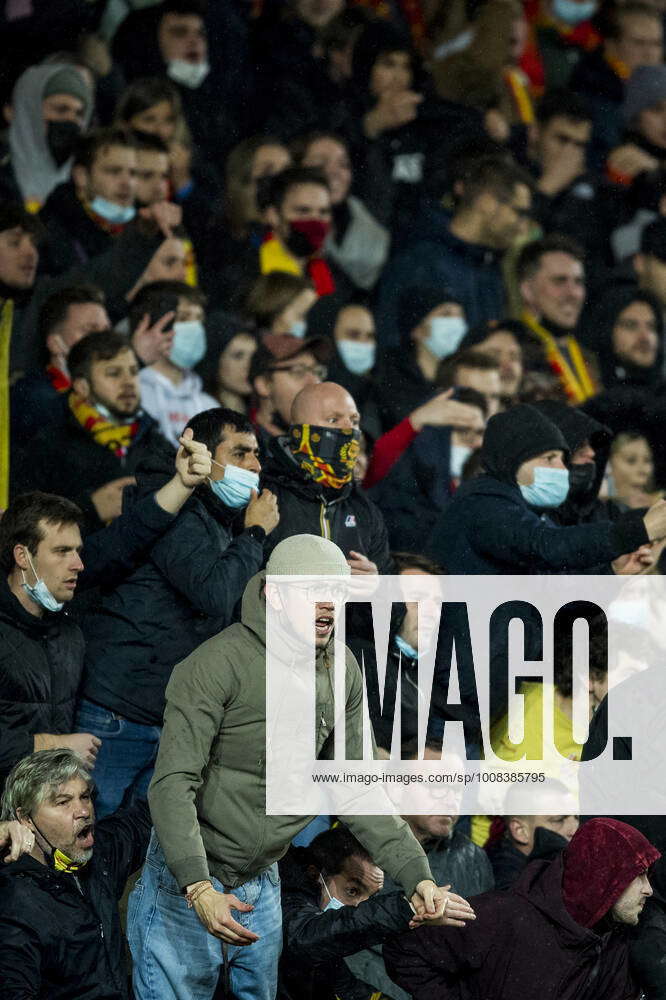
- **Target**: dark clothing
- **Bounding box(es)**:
[367,350,434,434]
[384,853,639,1000]
[530,171,609,270]
[11,404,173,533]
[346,829,494,1000]
[570,47,625,169]
[279,845,414,1000]
[81,452,265,727]
[0,801,151,999]
[428,474,648,575]
[10,369,69,448]
[487,826,571,891]
[261,436,392,573]
[0,494,178,786]
[376,226,505,349]
[0,575,84,789]
[368,426,454,551]
[631,897,666,999]
[39,181,114,276]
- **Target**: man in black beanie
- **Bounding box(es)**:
[428,403,666,574]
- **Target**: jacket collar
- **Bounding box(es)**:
[0,573,61,635]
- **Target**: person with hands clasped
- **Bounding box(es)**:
[76,407,279,817]
[130,533,474,1000]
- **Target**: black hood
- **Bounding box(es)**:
[532,400,611,519]
[481,404,568,484]
[579,284,664,389]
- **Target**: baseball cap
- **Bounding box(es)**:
[249,333,332,382]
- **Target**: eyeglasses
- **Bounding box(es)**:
[279,583,350,603]
[269,363,328,379]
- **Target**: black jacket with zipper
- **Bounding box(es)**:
[261,436,392,573]
[279,845,414,1000]
[0,801,151,999]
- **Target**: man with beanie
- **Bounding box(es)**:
[428,403,666,574]
[261,381,392,574]
[132,534,476,1000]
[385,817,659,1000]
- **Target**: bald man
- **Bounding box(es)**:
[261,382,392,574]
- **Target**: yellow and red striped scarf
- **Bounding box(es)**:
[69,393,139,457]
[521,311,597,404]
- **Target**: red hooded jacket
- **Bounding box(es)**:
[384,819,660,1000]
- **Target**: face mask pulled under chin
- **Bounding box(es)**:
[89,196,136,225]
[21,552,64,613]
[167,59,210,89]
[285,219,330,258]
[46,120,82,167]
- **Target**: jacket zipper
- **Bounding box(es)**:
[319,501,330,539]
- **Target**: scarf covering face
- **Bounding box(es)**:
[289,423,361,489]
[69,393,139,457]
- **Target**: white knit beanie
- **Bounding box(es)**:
[266,534,351,576]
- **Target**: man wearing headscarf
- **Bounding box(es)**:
[385,817,659,1000]
[0,63,92,210]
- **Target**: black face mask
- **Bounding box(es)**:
[46,120,82,167]
[568,461,596,498]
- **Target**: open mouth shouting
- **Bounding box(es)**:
[315,608,335,641]
[75,823,95,850]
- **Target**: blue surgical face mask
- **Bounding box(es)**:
[450,444,472,478]
[89,196,136,225]
[424,316,468,361]
[552,0,597,26]
[289,319,307,339]
[209,459,259,509]
[395,634,418,659]
[337,339,376,376]
[319,873,345,911]
[169,320,207,370]
[519,466,570,508]
[21,552,65,613]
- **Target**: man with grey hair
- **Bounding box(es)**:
[0,748,151,998]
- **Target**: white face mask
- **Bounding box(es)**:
[424,316,468,361]
[21,552,64,613]
[337,339,376,376]
[319,872,345,911]
[450,444,472,478]
[289,319,307,339]
[89,196,136,225]
[169,320,207,370]
[167,59,210,89]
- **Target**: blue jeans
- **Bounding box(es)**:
[74,698,161,819]
[128,831,282,1000]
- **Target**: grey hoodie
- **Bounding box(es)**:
[149,571,433,894]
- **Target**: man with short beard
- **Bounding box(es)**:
[12,330,171,531]
[385,817,659,1000]
[0,748,152,999]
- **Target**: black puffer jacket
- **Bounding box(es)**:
[261,436,392,573]
[279,845,414,1000]
[0,576,85,788]
[0,492,178,787]
[0,802,151,999]
[81,450,266,726]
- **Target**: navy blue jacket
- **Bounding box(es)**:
[375,225,505,349]
[428,475,648,574]
[81,453,265,726]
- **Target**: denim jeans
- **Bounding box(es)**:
[74,698,161,819]
[129,831,282,1000]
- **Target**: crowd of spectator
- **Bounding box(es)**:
[2,0,666,997]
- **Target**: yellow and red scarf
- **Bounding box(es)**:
[46,364,71,394]
[521,311,597,404]
[69,393,139,457]
[260,233,335,296]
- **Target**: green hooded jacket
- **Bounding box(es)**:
[149,571,433,894]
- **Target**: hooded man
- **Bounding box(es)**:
[580,285,664,392]
[261,381,392,574]
[428,403,666,574]
[0,63,92,210]
[131,534,475,1000]
[76,406,279,818]
[385,817,660,1000]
